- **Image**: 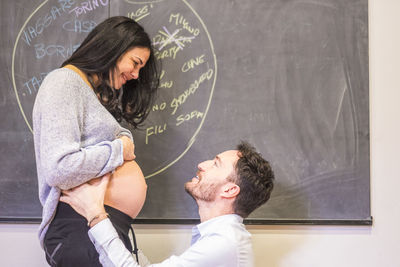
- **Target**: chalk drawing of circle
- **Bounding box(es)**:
[12,0,217,179]
[11,0,50,133]
[117,0,217,178]
[124,0,164,4]
[12,0,109,133]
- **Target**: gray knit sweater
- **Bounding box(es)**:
[32,68,133,248]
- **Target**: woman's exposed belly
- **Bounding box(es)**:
[104,160,147,219]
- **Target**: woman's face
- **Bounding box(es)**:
[111,47,150,89]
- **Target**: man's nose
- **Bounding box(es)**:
[198,160,211,170]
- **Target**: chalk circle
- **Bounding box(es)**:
[12,0,217,179]
[124,0,164,4]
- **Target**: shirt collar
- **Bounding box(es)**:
[192,214,243,240]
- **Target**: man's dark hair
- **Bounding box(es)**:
[62,16,159,128]
[229,141,275,218]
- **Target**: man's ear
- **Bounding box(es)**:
[220,182,240,198]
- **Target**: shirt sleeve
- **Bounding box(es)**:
[150,234,236,267]
[88,220,236,267]
[89,219,140,267]
[33,75,124,190]
[117,127,134,142]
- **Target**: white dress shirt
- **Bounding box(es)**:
[88,214,254,267]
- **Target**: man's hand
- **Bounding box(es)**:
[60,174,110,223]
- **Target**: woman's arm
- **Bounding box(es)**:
[33,70,127,190]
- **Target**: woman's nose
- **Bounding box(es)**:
[131,72,139,79]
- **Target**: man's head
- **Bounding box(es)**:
[184,141,274,218]
[229,141,274,218]
[185,149,240,202]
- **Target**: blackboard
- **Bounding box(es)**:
[0,0,371,225]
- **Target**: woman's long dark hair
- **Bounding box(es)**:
[62,16,159,128]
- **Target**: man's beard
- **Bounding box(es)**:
[184,181,221,202]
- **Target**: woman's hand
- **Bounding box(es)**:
[60,174,111,223]
[119,135,136,160]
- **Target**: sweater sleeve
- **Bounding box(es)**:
[33,72,124,190]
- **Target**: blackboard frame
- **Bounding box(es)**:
[0,0,371,225]
[0,217,373,225]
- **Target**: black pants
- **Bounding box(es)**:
[44,202,135,267]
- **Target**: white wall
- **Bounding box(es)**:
[1,0,400,266]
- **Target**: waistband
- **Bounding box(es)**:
[54,202,136,251]
[55,202,133,231]
[105,205,135,238]
[54,202,139,263]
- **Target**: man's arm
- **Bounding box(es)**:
[60,176,236,267]
[60,174,110,227]
[88,217,235,267]
[60,174,142,267]
[88,218,141,267]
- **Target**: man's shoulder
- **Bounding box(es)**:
[214,214,249,231]
[203,215,251,243]
[198,221,253,267]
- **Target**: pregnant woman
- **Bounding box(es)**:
[32,16,159,266]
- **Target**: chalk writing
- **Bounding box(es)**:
[21,2,73,46]
[160,80,173,88]
[62,19,97,32]
[153,27,195,51]
[69,0,108,17]
[170,68,214,115]
[181,54,205,72]
[176,110,204,126]
[169,13,200,36]
[154,46,180,60]
[34,43,80,59]
[152,102,167,112]
[159,70,166,80]
[146,124,167,144]
[23,73,48,95]
[127,5,150,22]
[12,0,217,179]
[159,70,174,88]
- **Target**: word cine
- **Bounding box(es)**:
[170,68,214,115]
[176,110,204,126]
[145,124,167,145]
[181,54,205,73]
[21,0,74,46]
[169,13,200,36]
[69,0,108,17]
[34,43,80,59]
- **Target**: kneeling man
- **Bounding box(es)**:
[61,141,275,267]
